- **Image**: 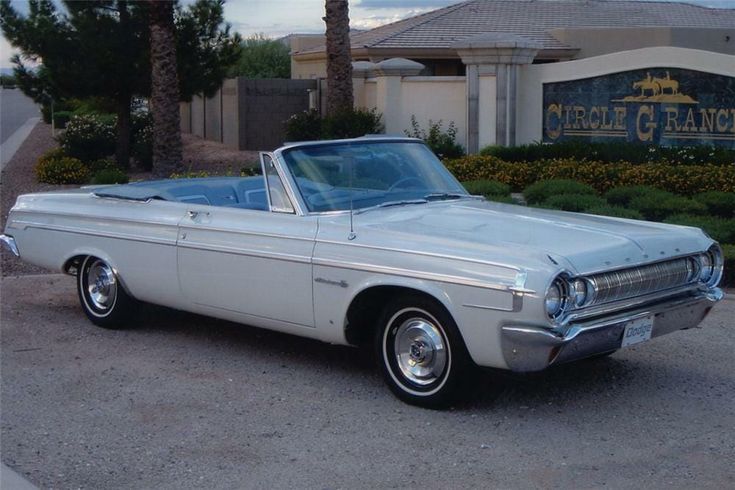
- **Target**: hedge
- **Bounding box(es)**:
[479,140,735,165]
[444,156,735,195]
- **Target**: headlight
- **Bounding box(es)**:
[699,245,723,287]
[545,277,568,320]
[571,278,589,307]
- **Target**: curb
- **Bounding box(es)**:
[1,464,39,490]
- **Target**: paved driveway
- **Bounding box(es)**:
[0,88,39,145]
[1,274,733,489]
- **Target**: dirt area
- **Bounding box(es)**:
[0,126,260,277]
[130,134,260,180]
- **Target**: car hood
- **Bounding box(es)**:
[342,199,712,275]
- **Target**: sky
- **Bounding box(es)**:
[1,0,734,69]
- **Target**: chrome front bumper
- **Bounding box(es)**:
[501,288,723,372]
[0,234,19,257]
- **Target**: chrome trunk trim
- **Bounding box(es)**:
[0,234,19,257]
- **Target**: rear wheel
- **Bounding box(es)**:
[375,294,472,408]
[77,256,134,328]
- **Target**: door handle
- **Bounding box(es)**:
[188,210,210,219]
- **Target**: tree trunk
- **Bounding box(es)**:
[114,1,131,169]
[148,0,182,178]
[324,0,353,115]
[115,94,132,168]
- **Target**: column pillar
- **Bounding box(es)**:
[373,58,425,135]
[454,34,540,152]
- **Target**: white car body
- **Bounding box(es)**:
[2,137,723,405]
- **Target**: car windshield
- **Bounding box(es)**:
[280,140,469,213]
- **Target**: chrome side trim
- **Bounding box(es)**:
[9,208,182,227]
[177,240,311,265]
[462,302,515,312]
[313,257,518,292]
[0,234,20,256]
[9,221,178,247]
[315,238,521,273]
[178,223,316,242]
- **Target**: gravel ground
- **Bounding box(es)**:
[1,123,60,277]
[1,274,733,489]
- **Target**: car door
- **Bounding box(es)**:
[176,153,317,328]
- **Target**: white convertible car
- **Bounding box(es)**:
[1,137,724,407]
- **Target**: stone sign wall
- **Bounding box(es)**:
[543,67,735,147]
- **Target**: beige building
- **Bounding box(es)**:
[291,0,735,79]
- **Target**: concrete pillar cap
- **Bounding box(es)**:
[352,61,378,78]
[454,33,541,65]
[374,58,425,77]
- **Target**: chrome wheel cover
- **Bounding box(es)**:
[86,259,117,311]
[393,317,447,386]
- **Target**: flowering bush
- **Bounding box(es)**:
[36,156,90,184]
[57,114,116,162]
[132,112,153,170]
[444,156,735,194]
[480,141,734,165]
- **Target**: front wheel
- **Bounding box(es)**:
[77,256,134,328]
[375,295,472,408]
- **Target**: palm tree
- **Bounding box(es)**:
[324,0,353,115]
[148,0,182,177]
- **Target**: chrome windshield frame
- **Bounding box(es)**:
[272,137,469,216]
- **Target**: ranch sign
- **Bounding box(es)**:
[543,68,735,148]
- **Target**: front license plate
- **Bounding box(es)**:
[621,316,654,348]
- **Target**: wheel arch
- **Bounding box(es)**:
[62,250,135,299]
[343,279,460,347]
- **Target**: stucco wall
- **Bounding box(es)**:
[516,47,735,145]
[221,79,239,149]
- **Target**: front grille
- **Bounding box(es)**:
[588,256,697,306]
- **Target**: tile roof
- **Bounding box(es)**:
[298,0,735,54]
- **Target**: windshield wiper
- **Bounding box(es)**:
[355,199,427,214]
[423,192,468,201]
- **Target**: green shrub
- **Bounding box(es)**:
[485,194,516,204]
[91,168,129,185]
[36,156,90,184]
[88,158,119,173]
[405,115,464,159]
[285,108,384,142]
[693,191,735,218]
[462,180,511,198]
[523,179,596,204]
[629,195,707,221]
[604,185,673,207]
[132,112,153,171]
[58,114,116,162]
[584,206,644,220]
[322,108,384,139]
[479,140,735,165]
[284,110,323,141]
[540,193,607,212]
[663,215,735,244]
[52,111,73,129]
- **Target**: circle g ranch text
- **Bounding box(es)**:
[542,68,735,148]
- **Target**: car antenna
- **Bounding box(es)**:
[348,157,356,240]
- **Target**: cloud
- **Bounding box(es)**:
[352,8,435,29]
[355,0,456,9]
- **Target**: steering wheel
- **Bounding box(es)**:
[388,177,424,192]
